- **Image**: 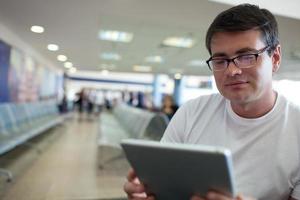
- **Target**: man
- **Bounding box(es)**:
[124,4,300,200]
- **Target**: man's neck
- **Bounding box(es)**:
[230,90,278,118]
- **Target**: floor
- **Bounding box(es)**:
[0,113,130,200]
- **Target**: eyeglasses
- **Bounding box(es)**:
[206,46,270,71]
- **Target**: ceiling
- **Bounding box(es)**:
[0,0,300,79]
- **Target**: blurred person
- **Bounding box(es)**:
[161,94,178,120]
[136,91,145,109]
[123,4,300,200]
[86,89,96,120]
[58,94,68,113]
[127,91,136,106]
[75,88,87,120]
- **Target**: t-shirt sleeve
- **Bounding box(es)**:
[160,103,187,143]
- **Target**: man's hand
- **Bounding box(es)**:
[190,191,256,200]
[123,170,258,200]
[123,168,155,200]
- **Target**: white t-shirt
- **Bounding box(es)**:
[161,93,300,200]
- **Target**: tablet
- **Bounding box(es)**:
[121,139,236,200]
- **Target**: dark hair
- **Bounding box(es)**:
[205,4,279,55]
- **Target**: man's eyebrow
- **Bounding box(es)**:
[235,47,257,54]
[211,47,258,58]
[211,52,227,58]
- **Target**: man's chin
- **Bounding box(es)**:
[224,93,251,104]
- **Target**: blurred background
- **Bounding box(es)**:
[0,0,300,199]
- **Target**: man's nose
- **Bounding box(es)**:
[225,61,242,76]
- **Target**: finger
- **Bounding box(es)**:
[123,181,145,194]
[127,168,142,185]
[127,168,137,181]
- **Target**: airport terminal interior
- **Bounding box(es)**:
[1,0,300,199]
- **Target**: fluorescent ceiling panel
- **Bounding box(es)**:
[145,56,164,63]
[101,52,121,60]
[133,65,152,72]
[99,30,133,43]
[188,60,207,66]
[162,37,195,48]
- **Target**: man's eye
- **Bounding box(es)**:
[213,60,226,65]
[238,55,255,61]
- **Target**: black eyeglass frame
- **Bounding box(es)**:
[206,46,270,71]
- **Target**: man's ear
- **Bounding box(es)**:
[272,44,281,73]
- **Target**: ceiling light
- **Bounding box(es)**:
[30,25,44,33]
[188,60,206,66]
[133,65,152,72]
[174,73,182,80]
[145,56,164,63]
[57,55,67,62]
[47,44,59,51]
[162,37,195,48]
[69,67,77,74]
[99,30,133,43]
[101,53,121,60]
[64,62,73,68]
[101,70,109,76]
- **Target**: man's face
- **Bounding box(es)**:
[210,30,280,105]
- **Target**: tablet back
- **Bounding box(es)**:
[121,139,236,200]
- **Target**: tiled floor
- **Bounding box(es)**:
[0,114,130,200]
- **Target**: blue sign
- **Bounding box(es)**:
[0,39,11,103]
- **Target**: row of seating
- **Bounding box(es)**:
[0,100,64,181]
[98,103,169,168]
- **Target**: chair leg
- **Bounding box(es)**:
[98,145,105,170]
[0,168,13,182]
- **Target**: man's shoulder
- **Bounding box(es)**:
[278,93,300,111]
[181,93,225,112]
[185,93,224,105]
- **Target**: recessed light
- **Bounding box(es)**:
[101,53,121,60]
[145,56,164,63]
[69,67,77,73]
[57,55,67,62]
[47,44,59,51]
[162,37,195,48]
[133,65,152,72]
[101,70,109,75]
[99,30,133,43]
[64,62,73,68]
[174,73,182,79]
[30,25,44,33]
